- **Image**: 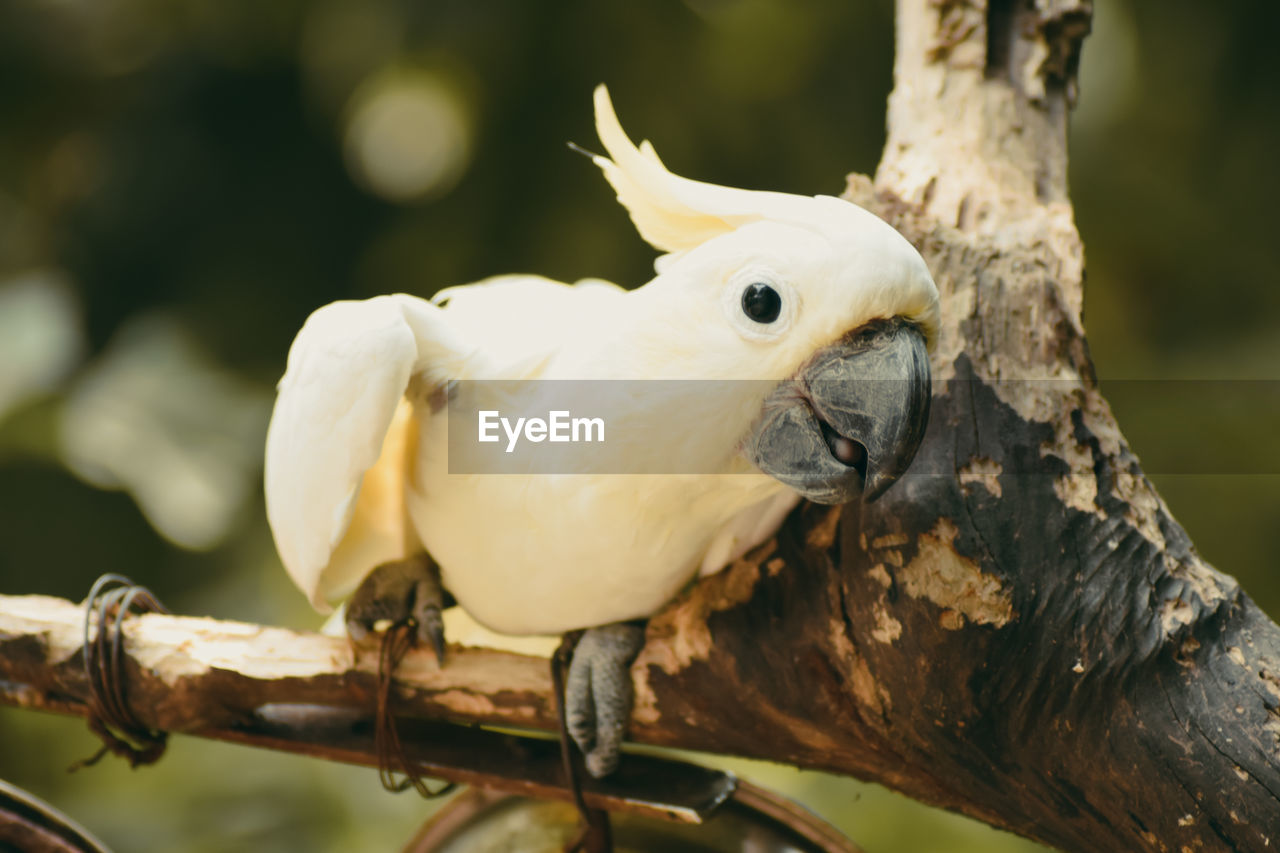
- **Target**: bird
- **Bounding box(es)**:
[264,85,939,778]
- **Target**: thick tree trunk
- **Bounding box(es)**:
[2,1,1277,850]
[623,0,1280,849]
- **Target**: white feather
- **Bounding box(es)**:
[264,294,473,610]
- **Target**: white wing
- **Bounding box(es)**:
[432,274,627,377]
[264,294,475,611]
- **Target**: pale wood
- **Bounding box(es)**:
[0,594,557,733]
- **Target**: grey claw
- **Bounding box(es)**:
[417,604,446,664]
[585,747,618,780]
[346,554,449,660]
[564,622,646,778]
[565,652,596,752]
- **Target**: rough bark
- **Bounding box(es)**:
[620,0,1280,849]
[0,595,558,733]
[2,1,1278,850]
[0,596,736,823]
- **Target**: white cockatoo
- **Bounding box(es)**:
[265,86,939,776]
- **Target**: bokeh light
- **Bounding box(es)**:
[0,270,84,421]
[343,71,472,203]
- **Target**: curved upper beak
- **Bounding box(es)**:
[743,319,931,504]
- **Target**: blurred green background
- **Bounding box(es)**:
[0,1,1276,851]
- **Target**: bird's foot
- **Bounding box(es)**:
[345,553,451,661]
[563,622,647,778]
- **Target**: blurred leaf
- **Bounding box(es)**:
[60,314,270,550]
[0,269,84,425]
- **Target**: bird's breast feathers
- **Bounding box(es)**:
[406,414,788,634]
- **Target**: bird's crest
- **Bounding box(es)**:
[588,85,940,349]
[590,85,817,254]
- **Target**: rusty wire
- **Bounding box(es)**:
[552,631,613,853]
[374,622,456,799]
[71,573,170,771]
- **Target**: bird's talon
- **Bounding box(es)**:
[563,622,646,778]
[417,605,447,663]
[566,700,596,753]
[346,553,449,659]
[585,748,618,780]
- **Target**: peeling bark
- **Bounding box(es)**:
[622,0,1279,848]
[2,1,1276,850]
[0,595,558,733]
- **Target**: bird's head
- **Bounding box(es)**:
[588,85,939,504]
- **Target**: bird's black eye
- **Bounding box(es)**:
[741,282,782,324]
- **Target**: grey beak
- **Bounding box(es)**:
[744,319,931,505]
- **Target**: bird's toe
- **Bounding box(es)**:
[563,622,646,778]
[346,553,449,660]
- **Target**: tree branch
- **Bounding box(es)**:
[0,594,737,824]
[0,594,556,734]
